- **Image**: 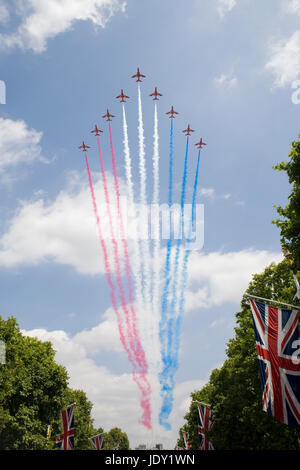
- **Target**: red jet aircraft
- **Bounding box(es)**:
[195,138,207,149]
[166,106,179,118]
[116,89,130,103]
[131,67,146,82]
[182,125,195,136]
[78,141,90,152]
[91,124,103,136]
[149,87,163,100]
[102,109,115,121]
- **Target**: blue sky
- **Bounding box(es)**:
[0,0,300,448]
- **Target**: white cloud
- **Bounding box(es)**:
[73,307,124,353]
[199,188,215,199]
[217,0,237,18]
[0,3,10,24]
[214,72,238,89]
[286,0,300,14]
[185,249,282,311]
[0,117,43,172]
[22,307,123,360]
[265,30,300,87]
[0,171,118,274]
[0,0,126,52]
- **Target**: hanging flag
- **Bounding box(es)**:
[197,403,214,450]
[46,424,52,440]
[249,297,300,427]
[90,433,104,450]
[182,431,191,450]
[55,403,75,450]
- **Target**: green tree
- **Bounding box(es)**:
[103,427,130,450]
[0,316,68,449]
[273,134,300,271]
[178,261,300,450]
[0,316,100,450]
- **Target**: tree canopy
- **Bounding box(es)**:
[0,316,129,450]
[103,427,130,450]
[273,134,300,271]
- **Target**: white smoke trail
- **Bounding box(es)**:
[122,104,143,309]
[151,102,161,369]
[137,84,153,369]
[138,85,152,306]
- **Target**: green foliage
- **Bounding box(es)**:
[0,316,68,449]
[177,261,300,450]
[0,316,129,450]
[273,134,300,271]
[103,427,130,450]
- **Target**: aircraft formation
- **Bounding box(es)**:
[78,67,206,154]
[77,67,207,431]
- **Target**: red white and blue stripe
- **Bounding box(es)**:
[90,433,104,450]
[55,404,75,450]
[183,431,191,450]
[197,404,214,450]
[249,298,300,427]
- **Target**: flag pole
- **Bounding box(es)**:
[193,400,211,408]
[244,293,300,311]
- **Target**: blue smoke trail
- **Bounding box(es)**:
[159,135,190,429]
[174,149,201,370]
[159,120,174,428]
[159,120,173,347]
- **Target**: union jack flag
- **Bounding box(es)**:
[249,298,300,427]
[182,431,191,450]
[55,403,75,450]
[197,403,214,450]
[90,433,104,450]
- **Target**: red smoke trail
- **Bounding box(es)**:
[108,123,144,364]
[85,149,151,429]
[84,152,130,359]
[97,135,135,352]
[108,123,152,429]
